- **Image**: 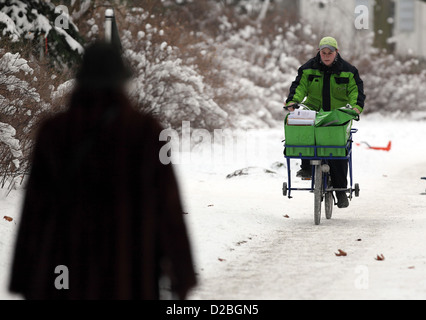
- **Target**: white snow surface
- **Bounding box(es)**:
[1,114,426,300]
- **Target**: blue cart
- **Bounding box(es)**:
[283,128,360,225]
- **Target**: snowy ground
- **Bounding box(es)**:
[1,114,426,300]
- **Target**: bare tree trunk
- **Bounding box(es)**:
[257,0,270,23]
[373,0,395,53]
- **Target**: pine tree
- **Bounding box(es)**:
[0,0,85,69]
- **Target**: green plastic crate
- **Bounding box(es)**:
[284,116,315,157]
[315,120,352,157]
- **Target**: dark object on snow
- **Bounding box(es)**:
[9,42,196,300]
[226,166,276,179]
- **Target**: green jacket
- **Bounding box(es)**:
[286,53,365,113]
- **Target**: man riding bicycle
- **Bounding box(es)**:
[285,36,366,208]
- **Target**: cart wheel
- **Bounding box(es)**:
[325,192,333,219]
[325,175,333,219]
[282,182,287,196]
[354,183,360,197]
[313,165,322,225]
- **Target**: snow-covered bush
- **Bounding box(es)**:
[357,54,426,113]
[342,32,426,114]
[0,0,84,69]
[0,46,74,189]
[121,8,228,130]
[0,122,22,169]
[0,50,37,180]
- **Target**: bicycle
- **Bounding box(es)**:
[282,104,360,225]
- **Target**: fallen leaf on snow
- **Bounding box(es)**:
[283,214,290,218]
[335,249,347,257]
[375,254,385,261]
[218,258,226,262]
[3,216,13,222]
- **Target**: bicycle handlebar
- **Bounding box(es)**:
[284,103,299,111]
[284,103,308,111]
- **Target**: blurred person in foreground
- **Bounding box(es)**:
[9,42,196,299]
[285,36,365,208]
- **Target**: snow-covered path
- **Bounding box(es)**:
[1,115,425,300]
[179,115,426,300]
[184,161,426,300]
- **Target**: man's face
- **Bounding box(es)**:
[320,48,337,66]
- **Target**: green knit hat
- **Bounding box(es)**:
[319,37,338,51]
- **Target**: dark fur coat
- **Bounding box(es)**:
[9,88,196,299]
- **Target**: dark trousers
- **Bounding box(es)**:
[301,159,348,188]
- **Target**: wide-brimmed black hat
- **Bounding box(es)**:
[76,42,132,89]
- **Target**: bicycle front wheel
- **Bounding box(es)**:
[313,164,322,225]
[325,175,333,219]
[325,192,333,219]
